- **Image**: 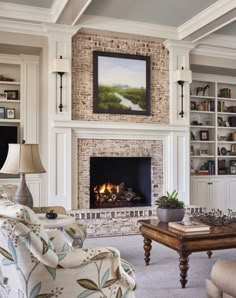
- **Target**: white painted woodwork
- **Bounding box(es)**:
[52,120,190,209]
[164,40,195,125]
[191,176,230,212]
[209,178,227,211]
[227,177,236,210]
[20,55,39,143]
[0,54,41,205]
[48,127,72,210]
[192,177,210,209]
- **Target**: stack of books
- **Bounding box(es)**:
[168,220,210,232]
[219,88,231,98]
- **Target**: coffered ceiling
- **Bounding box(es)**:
[0,0,236,44]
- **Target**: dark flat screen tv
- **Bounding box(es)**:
[0,126,18,169]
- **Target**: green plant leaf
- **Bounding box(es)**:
[2,258,14,266]
[30,282,41,298]
[77,279,99,291]
[103,279,117,288]
[8,240,17,263]
[90,252,110,260]
[100,268,110,288]
[116,287,122,298]
[77,290,97,298]
[22,232,31,249]
[0,246,14,262]
[40,237,49,255]
[58,253,67,261]
[45,266,56,280]
[36,294,54,298]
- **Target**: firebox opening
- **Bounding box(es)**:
[90,157,151,209]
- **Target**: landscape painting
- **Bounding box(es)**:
[93,51,150,115]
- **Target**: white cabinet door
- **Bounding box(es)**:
[192,177,210,210]
[227,178,236,211]
[210,178,227,212]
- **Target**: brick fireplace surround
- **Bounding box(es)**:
[57,31,189,237]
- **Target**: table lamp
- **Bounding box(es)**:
[0,143,46,208]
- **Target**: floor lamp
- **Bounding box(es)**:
[0,143,46,208]
[174,67,192,118]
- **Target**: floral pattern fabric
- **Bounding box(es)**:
[0,201,136,298]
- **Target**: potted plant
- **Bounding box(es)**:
[155,190,185,223]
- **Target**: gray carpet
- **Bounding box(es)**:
[85,234,235,298]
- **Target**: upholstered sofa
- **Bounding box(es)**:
[0,200,136,298]
[0,184,87,248]
[206,260,236,298]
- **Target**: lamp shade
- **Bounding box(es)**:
[173,69,192,83]
[51,57,71,73]
[0,144,46,174]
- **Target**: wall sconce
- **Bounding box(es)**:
[51,56,71,112]
[173,67,192,118]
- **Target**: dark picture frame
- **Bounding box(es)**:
[93,51,150,115]
[200,130,209,141]
[6,108,15,119]
[4,90,19,100]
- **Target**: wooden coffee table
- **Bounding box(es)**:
[139,219,236,288]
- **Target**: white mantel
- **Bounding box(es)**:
[50,120,190,210]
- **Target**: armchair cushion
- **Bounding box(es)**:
[0,202,136,298]
[206,260,236,298]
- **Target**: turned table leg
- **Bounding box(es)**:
[143,237,152,266]
[178,252,191,288]
[207,251,212,258]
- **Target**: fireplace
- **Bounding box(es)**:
[90,157,152,209]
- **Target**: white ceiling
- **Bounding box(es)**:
[84,0,218,27]
[0,0,54,8]
[0,0,236,43]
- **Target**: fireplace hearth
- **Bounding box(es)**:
[90,157,152,209]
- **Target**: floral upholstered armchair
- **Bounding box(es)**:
[0,184,87,248]
[0,200,136,298]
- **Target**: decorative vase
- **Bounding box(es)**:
[157,208,185,223]
[46,210,58,219]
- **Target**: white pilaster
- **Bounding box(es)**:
[46,28,75,209]
[164,40,195,125]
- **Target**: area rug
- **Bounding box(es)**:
[85,234,236,298]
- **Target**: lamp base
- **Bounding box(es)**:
[15,173,33,209]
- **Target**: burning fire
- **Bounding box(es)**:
[94,182,119,195]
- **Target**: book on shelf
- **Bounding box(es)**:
[168,221,210,232]
[219,88,231,98]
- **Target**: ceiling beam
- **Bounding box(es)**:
[178,0,236,42]
[56,0,93,26]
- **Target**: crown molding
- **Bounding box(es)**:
[0,2,53,23]
[0,19,48,36]
[78,14,178,40]
[44,24,80,35]
[51,0,69,23]
[178,0,236,40]
[164,40,195,51]
[191,44,236,59]
[0,19,80,36]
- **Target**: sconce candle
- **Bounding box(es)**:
[51,56,71,112]
[173,67,192,118]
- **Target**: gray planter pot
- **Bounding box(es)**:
[157,208,185,223]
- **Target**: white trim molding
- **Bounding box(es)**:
[178,0,236,41]
[78,14,178,40]
[51,120,190,209]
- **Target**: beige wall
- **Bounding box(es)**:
[72,32,169,124]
